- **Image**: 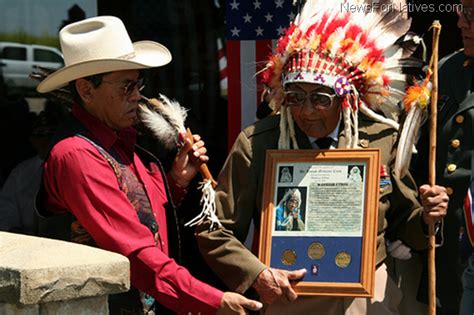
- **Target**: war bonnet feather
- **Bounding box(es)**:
[261,0,423,150]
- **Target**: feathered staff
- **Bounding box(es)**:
[139,96,222,231]
[394,21,441,315]
[394,30,437,178]
[427,20,441,315]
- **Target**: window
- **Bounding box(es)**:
[34,49,62,63]
[2,47,26,61]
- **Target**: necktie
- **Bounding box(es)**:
[315,137,333,149]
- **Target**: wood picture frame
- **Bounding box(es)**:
[258,149,380,297]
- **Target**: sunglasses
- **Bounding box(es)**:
[284,90,337,109]
[102,77,146,96]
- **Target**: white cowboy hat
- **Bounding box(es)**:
[37,15,172,93]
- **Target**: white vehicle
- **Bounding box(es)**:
[0,42,63,90]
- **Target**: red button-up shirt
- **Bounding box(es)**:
[43,104,223,314]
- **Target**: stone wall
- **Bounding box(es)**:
[0,232,130,315]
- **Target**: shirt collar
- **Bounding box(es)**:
[72,104,137,151]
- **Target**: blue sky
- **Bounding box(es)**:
[0,0,97,37]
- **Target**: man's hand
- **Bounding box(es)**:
[252,268,306,304]
[419,184,449,225]
[170,132,209,188]
[216,292,263,315]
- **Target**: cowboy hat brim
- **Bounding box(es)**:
[37,40,171,93]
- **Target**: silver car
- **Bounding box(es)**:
[0,42,63,91]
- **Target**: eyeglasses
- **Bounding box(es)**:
[458,5,474,22]
[284,90,337,109]
[102,77,145,96]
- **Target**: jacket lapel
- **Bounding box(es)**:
[454,91,474,116]
[294,124,312,149]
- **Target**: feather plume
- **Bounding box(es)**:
[138,103,179,151]
[144,95,187,133]
[138,95,187,151]
[394,78,431,177]
[359,102,400,130]
[394,105,426,177]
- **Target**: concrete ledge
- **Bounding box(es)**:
[0,296,108,315]
[0,232,130,306]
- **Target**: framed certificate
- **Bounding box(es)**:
[258,149,380,297]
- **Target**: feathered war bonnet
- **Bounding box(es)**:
[261,0,419,150]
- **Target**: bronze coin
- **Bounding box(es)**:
[335,251,351,268]
[281,249,297,266]
[307,242,325,260]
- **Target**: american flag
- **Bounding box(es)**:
[226,0,297,150]
[217,37,228,98]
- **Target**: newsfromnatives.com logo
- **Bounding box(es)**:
[341,2,463,14]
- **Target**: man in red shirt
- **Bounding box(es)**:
[36,15,262,315]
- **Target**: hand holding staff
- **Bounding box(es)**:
[139,95,221,230]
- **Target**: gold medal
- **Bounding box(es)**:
[307,242,325,260]
[335,251,351,268]
[281,249,297,266]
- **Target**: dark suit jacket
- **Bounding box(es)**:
[415,50,474,312]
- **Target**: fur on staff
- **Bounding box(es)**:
[139,95,187,151]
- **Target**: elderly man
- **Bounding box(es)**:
[36,16,262,315]
[196,1,449,314]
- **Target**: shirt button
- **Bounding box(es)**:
[447,164,457,173]
[455,115,464,124]
[359,139,369,148]
[451,139,461,149]
[446,187,453,195]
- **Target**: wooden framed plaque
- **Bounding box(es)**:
[258,149,380,297]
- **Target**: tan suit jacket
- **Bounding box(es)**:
[197,113,427,294]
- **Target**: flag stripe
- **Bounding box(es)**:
[227,39,279,149]
[256,39,273,107]
[226,0,295,150]
[240,40,257,131]
[227,40,242,150]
